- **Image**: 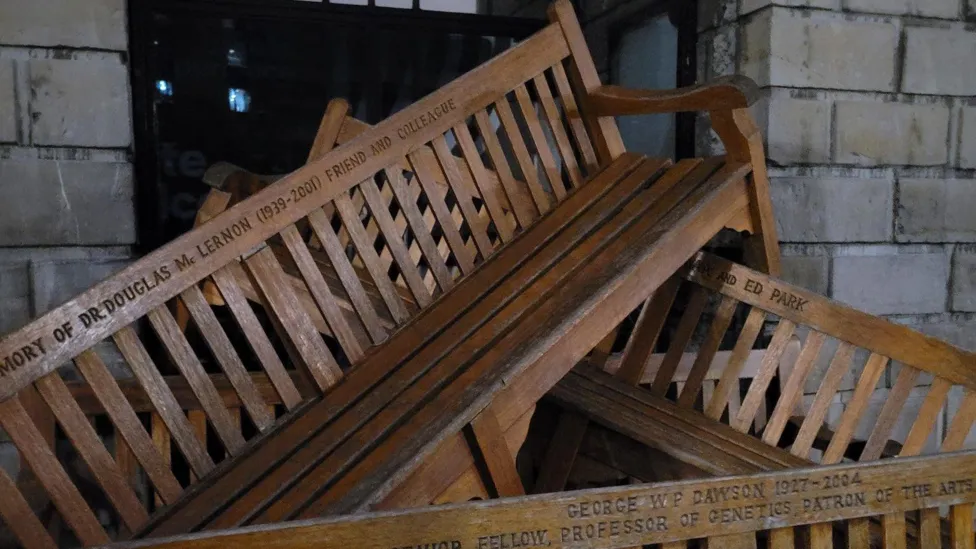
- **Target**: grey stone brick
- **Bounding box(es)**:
[960,107,976,169]
[844,0,960,17]
[740,10,773,87]
[0,159,135,246]
[901,314,976,351]
[31,259,130,314]
[740,0,839,16]
[29,58,131,148]
[781,254,829,294]
[0,60,15,144]
[743,9,898,91]
[903,27,976,96]
[832,252,948,315]
[951,249,976,312]
[0,0,126,50]
[771,177,893,242]
[0,263,31,337]
[764,98,831,165]
[834,102,950,166]
[897,178,976,242]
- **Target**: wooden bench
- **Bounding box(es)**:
[541,251,976,548]
[0,2,785,546]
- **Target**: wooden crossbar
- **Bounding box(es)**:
[106,452,976,549]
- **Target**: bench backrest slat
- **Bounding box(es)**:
[639,251,976,465]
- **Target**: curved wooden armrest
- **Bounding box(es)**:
[588,75,760,116]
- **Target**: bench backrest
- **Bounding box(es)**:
[0,3,627,546]
[647,251,976,464]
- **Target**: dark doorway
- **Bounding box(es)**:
[128,0,542,251]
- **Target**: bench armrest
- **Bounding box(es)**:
[587,75,759,116]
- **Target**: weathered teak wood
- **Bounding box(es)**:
[0,1,795,546]
[105,451,976,549]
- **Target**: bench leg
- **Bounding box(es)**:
[467,410,526,498]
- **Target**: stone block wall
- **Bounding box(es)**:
[0,0,134,480]
[702,0,976,449]
[0,0,134,328]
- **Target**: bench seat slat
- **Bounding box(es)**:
[301,160,750,518]
[242,155,674,525]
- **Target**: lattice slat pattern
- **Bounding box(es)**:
[0,25,612,544]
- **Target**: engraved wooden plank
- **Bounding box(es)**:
[901,378,952,456]
[514,84,566,200]
[245,247,343,390]
[474,109,539,229]
[468,410,525,497]
[112,451,976,549]
[532,73,582,188]
[791,342,856,458]
[861,366,920,461]
[278,225,367,360]
[453,122,516,243]
[705,308,765,420]
[432,135,494,258]
[113,326,214,476]
[822,353,887,464]
[732,319,795,432]
[0,465,57,549]
[147,306,245,454]
[650,286,708,396]
[761,331,826,446]
[0,396,108,545]
[181,285,274,431]
[306,208,389,343]
[494,97,554,215]
[34,372,149,531]
[677,295,737,407]
[210,266,302,410]
[73,350,183,503]
[0,22,570,400]
[687,252,976,391]
[614,276,681,386]
[408,151,477,274]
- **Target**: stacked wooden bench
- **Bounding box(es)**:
[545,252,976,548]
[0,2,788,547]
